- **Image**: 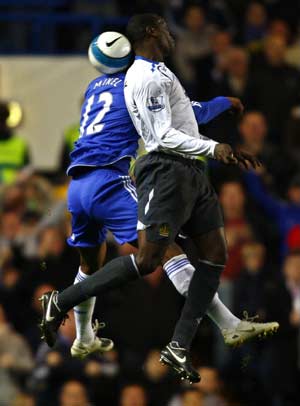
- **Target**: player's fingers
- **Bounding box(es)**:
[235,151,261,169]
[242,153,261,169]
[227,154,238,165]
[234,154,249,169]
[238,159,249,170]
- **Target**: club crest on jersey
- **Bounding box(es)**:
[147,96,165,112]
[159,223,170,238]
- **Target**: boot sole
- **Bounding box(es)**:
[159,354,200,384]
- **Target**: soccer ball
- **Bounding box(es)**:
[88,31,132,74]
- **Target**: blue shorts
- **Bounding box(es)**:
[67,165,138,247]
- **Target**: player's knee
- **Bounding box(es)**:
[203,244,228,266]
[211,247,228,266]
[135,254,161,276]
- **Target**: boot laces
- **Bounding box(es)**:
[242,311,259,323]
[92,319,106,335]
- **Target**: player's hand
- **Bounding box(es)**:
[214,144,238,165]
[227,97,244,116]
[214,144,261,169]
[234,150,261,170]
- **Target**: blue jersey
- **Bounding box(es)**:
[67,72,139,176]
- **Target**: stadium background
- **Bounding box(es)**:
[1,1,300,405]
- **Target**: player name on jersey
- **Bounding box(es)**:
[93,77,123,89]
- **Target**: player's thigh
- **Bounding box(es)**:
[182,173,224,244]
[135,153,196,245]
[181,171,227,264]
[103,175,138,245]
[67,177,107,248]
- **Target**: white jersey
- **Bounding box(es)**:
[124,56,218,159]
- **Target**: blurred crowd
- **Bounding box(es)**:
[1,0,300,405]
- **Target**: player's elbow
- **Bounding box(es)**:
[158,130,177,149]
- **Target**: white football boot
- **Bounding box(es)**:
[222,312,279,347]
[71,320,114,359]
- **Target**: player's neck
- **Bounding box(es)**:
[134,45,164,63]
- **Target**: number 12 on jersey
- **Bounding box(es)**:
[80,92,113,137]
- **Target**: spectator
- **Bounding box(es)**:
[195,366,225,405]
[286,33,300,69]
[160,0,232,32]
[23,175,55,215]
[142,349,178,406]
[195,31,232,99]
[29,225,78,290]
[237,111,292,195]
[262,251,300,405]
[238,110,270,154]
[83,349,120,405]
[234,241,266,318]
[0,262,24,331]
[0,183,26,214]
[283,251,300,331]
[214,47,250,102]
[206,45,251,146]
[247,35,300,142]
[119,383,148,406]
[181,387,204,406]
[285,106,300,166]
[0,210,22,243]
[0,101,30,184]
[174,4,217,95]
[12,392,36,406]
[59,380,90,406]
[31,312,85,405]
[244,170,300,258]
[0,304,34,405]
[268,18,291,44]
[219,181,254,280]
[242,2,268,48]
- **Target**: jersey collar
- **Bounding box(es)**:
[135,55,160,65]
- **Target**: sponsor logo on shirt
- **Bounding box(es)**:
[146,96,165,112]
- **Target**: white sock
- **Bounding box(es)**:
[163,255,240,330]
[164,254,195,297]
[73,268,96,345]
[207,293,240,330]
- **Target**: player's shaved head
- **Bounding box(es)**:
[126,13,163,46]
[127,14,175,60]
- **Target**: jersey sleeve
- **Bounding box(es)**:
[192,97,231,125]
[135,79,218,158]
[244,171,283,218]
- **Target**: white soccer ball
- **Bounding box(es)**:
[88,31,132,74]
